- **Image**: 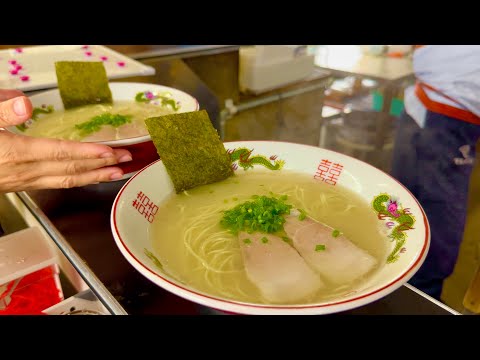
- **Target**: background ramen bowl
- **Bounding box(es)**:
[110,141,430,315]
[7,82,199,179]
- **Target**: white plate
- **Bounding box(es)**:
[0,45,155,92]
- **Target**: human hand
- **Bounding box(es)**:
[0,90,132,193]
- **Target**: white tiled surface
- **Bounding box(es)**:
[0,45,155,92]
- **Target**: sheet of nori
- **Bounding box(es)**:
[145,110,234,193]
[55,61,113,109]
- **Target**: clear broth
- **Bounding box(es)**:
[150,170,388,305]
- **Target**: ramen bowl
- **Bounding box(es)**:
[110,141,430,315]
[7,82,199,179]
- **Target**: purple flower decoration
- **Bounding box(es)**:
[386,198,400,218]
[145,91,154,100]
[117,61,125,67]
[15,48,23,53]
[81,45,89,49]
[85,51,92,57]
[20,75,30,82]
[8,60,17,65]
[9,69,19,75]
[14,64,23,71]
[100,56,108,61]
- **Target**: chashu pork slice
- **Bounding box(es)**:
[238,232,324,303]
[284,215,377,285]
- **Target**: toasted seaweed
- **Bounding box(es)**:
[55,61,113,109]
[145,110,233,193]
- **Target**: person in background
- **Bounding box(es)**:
[391,45,480,300]
[0,89,132,193]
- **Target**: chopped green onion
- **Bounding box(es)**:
[243,238,252,245]
[261,237,269,244]
[220,195,293,235]
[332,229,341,238]
[281,236,291,243]
[315,244,326,252]
[298,208,307,221]
[75,113,132,137]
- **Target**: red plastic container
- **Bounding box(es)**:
[0,264,63,315]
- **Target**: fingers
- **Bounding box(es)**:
[0,89,25,102]
[0,96,33,127]
[18,157,124,178]
[0,156,131,192]
[26,166,126,190]
[111,148,132,163]
[6,133,132,162]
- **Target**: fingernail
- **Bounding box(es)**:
[13,98,26,116]
[100,152,115,158]
[118,154,132,163]
[110,172,124,180]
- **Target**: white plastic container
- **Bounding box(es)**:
[239,46,315,94]
[0,227,63,313]
[0,227,58,286]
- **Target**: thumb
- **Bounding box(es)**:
[0,96,33,128]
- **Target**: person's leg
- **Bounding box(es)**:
[408,111,480,299]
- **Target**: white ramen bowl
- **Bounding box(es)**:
[7,82,199,179]
[110,141,430,315]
